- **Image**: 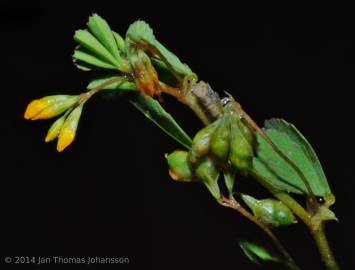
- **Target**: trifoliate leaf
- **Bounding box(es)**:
[126,20,194,77]
[128,92,192,149]
[87,75,136,91]
[74,29,120,67]
[252,119,331,196]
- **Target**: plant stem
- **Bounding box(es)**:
[79,77,129,104]
[271,192,339,270]
[220,196,301,270]
[312,225,339,270]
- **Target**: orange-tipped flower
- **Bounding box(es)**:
[45,115,66,142]
[24,95,79,120]
[57,105,83,152]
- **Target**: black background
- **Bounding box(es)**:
[1,1,354,269]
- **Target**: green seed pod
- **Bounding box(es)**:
[195,156,221,199]
[166,150,193,182]
[189,119,220,164]
[210,114,231,162]
[241,194,296,227]
[229,115,254,172]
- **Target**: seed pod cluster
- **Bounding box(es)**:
[189,109,256,174]
[166,102,257,199]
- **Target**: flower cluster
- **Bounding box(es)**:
[24,95,83,152]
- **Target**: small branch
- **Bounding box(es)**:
[79,77,128,104]
[220,196,301,270]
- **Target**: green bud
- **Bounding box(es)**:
[229,116,254,172]
[210,114,231,161]
[166,150,193,182]
[45,114,66,142]
[241,194,296,227]
[189,119,219,164]
[195,157,220,199]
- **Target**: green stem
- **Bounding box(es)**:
[312,225,339,270]
[79,76,129,104]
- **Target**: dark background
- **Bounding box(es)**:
[1,1,354,269]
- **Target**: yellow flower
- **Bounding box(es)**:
[45,115,66,142]
[24,95,79,120]
[57,105,83,152]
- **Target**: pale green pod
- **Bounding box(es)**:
[229,116,254,172]
[195,156,220,199]
[210,114,231,161]
[241,194,296,227]
[166,150,193,182]
[189,119,220,164]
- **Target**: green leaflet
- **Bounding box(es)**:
[239,240,280,265]
[73,15,131,73]
[126,20,195,77]
[73,46,117,70]
[113,31,126,52]
[87,14,122,60]
[252,119,331,196]
[87,75,136,91]
[128,92,192,149]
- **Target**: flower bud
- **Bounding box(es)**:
[229,116,254,172]
[210,114,231,162]
[45,115,66,142]
[57,105,83,152]
[241,194,296,227]
[166,150,193,182]
[195,156,220,199]
[189,119,219,164]
[24,95,79,120]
